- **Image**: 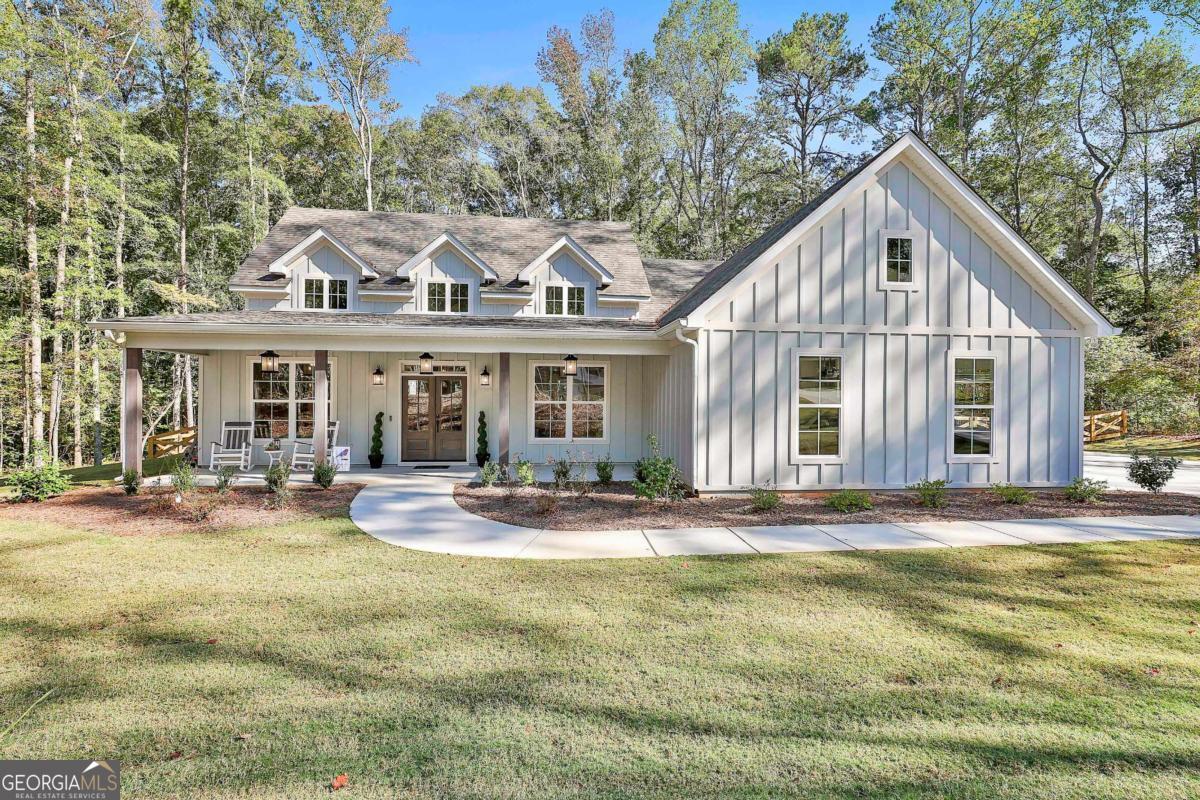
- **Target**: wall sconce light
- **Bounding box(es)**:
[259,350,280,374]
[419,352,435,374]
[372,366,385,386]
[562,354,578,376]
[480,366,491,387]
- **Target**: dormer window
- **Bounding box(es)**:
[303,277,349,310]
[427,280,469,314]
[545,284,584,316]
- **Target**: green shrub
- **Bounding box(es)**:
[749,485,781,512]
[1064,476,1107,503]
[633,457,648,483]
[824,489,872,513]
[214,465,238,494]
[313,459,336,489]
[10,458,71,502]
[369,412,384,462]
[514,457,536,487]
[991,483,1032,505]
[121,468,141,496]
[908,478,948,508]
[265,458,291,506]
[169,457,196,495]
[633,435,684,501]
[1127,453,1181,494]
[480,461,501,487]
[551,454,573,490]
[476,411,489,465]
[595,454,615,485]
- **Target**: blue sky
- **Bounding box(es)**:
[388,0,892,115]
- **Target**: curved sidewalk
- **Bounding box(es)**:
[348,472,1200,560]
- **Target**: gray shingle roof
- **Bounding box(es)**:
[103,310,658,333]
[233,207,651,297]
[641,258,722,320]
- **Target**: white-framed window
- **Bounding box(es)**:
[790,349,845,462]
[544,283,585,316]
[248,357,336,441]
[302,277,350,310]
[426,280,469,313]
[530,361,607,441]
[947,352,998,463]
[878,229,920,291]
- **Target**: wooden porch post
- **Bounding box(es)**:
[314,350,329,466]
[121,347,142,475]
[498,352,510,464]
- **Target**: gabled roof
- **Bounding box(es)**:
[267,227,379,278]
[658,132,1117,337]
[233,208,649,297]
[396,231,498,282]
[518,235,615,287]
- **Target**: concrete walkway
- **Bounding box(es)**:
[349,470,1200,560]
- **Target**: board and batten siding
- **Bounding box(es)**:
[695,160,1084,491]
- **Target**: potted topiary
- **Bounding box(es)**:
[368,411,384,468]
[476,411,489,467]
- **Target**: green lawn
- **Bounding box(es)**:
[1087,435,1200,460]
[2,505,1199,798]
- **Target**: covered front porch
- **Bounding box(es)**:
[99,317,693,480]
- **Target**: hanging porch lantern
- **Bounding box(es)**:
[259,350,280,374]
[419,352,435,374]
[372,366,385,386]
[480,366,491,387]
[562,354,578,376]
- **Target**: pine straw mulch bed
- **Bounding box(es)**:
[454,482,1200,531]
[1,483,364,536]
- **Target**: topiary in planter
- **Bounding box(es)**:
[476,411,489,467]
[369,411,384,468]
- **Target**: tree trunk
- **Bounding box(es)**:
[22,19,45,466]
[50,62,81,462]
[116,109,128,320]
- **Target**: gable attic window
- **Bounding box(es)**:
[426,280,469,314]
[303,277,349,310]
[545,284,585,316]
[878,229,919,291]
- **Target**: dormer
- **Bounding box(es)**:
[519,236,617,317]
[396,233,497,315]
[264,228,377,312]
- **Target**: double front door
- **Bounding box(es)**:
[402,376,466,461]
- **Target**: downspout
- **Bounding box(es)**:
[674,323,699,490]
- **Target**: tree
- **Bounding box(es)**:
[298,0,413,211]
[755,12,866,203]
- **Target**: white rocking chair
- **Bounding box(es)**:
[291,420,340,471]
[210,421,253,472]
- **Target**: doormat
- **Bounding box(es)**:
[411,465,451,470]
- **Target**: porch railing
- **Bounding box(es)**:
[146,426,197,458]
[1083,410,1127,443]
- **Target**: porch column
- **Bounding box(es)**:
[498,352,510,464]
[121,347,142,475]
[314,350,329,465]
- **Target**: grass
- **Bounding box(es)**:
[0,457,176,499]
[1088,435,1200,460]
[2,507,1199,798]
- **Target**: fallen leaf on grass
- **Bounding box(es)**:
[331,773,349,791]
[1147,667,1161,677]
[206,638,218,645]
[233,733,252,741]
[167,751,183,761]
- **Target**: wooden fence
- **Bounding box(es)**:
[1083,410,1127,443]
[146,426,197,458]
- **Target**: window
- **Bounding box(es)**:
[250,359,334,440]
[878,229,919,290]
[794,354,842,458]
[951,356,994,458]
[545,284,585,316]
[427,280,468,313]
[531,363,606,440]
[302,277,349,310]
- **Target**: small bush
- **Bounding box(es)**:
[214,465,238,494]
[908,478,948,508]
[169,457,196,495]
[551,454,573,490]
[265,458,292,508]
[633,435,684,501]
[178,494,218,524]
[534,492,557,515]
[824,489,872,513]
[1127,453,1181,494]
[749,485,781,512]
[313,459,336,489]
[633,457,648,483]
[1064,476,1107,503]
[121,468,141,496]
[574,478,593,498]
[480,461,501,487]
[10,459,72,502]
[991,483,1032,505]
[514,457,536,487]
[595,454,615,485]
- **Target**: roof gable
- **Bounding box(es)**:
[267,227,378,278]
[397,232,498,281]
[518,235,614,287]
